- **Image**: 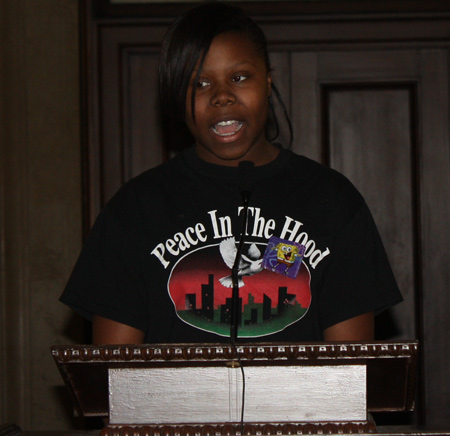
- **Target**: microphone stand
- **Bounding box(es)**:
[229,162,253,434]
[230,162,253,343]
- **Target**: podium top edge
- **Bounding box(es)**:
[50,340,418,363]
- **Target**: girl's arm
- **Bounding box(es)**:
[92,312,373,344]
[323,312,374,341]
[92,315,145,344]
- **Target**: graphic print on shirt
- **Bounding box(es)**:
[167,238,312,338]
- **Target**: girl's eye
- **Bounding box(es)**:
[232,75,248,83]
[196,80,210,88]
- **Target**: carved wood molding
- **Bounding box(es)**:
[100,421,377,436]
[51,341,418,363]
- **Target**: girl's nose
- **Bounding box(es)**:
[211,85,236,107]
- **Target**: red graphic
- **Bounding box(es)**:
[168,244,311,311]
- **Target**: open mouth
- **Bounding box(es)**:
[212,120,243,137]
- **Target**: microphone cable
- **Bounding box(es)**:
[230,161,255,435]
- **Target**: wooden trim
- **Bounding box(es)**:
[100,421,377,436]
[51,341,419,362]
[92,0,450,19]
[79,0,93,241]
[81,0,104,236]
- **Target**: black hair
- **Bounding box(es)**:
[159,1,292,146]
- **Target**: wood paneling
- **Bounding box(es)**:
[1,0,83,430]
[82,0,450,427]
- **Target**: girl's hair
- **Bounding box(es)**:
[159,1,292,146]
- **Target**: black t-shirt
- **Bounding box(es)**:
[61,147,402,343]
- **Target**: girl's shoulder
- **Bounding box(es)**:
[285,149,358,186]
[282,149,365,210]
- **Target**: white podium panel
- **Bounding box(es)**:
[109,364,367,425]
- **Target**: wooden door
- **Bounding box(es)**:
[82,1,450,426]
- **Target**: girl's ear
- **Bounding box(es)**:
[267,72,272,97]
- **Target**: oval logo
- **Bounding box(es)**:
[168,242,311,338]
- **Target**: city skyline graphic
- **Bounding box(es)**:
[168,243,311,337]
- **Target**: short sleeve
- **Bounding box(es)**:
[318,202,403,331]
[60,198,149,335]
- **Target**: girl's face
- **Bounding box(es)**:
[185,32,277,167]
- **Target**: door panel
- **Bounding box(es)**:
[125,49,165,179]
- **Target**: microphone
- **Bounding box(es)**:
[230,161,255,342]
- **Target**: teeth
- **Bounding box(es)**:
[217,120,237,126]
[212,120,243,137]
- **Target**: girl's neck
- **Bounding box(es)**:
[194,140,280,167]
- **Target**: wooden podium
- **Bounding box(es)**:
[51,341,418,435]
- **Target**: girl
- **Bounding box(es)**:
[61,2,402,344]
